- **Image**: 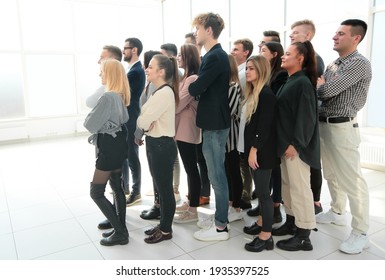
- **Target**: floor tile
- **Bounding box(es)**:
[35,243,103,260]
[0,211,12,236]
[0,234,17,260]
[13,219,91,259]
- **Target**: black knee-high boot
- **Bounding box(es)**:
[276,228,313,251]
[90,182,128,246]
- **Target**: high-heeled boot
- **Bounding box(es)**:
[90,181,128,246]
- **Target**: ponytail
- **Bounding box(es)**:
[293,41,317,87]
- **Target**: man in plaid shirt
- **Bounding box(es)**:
[316,19,372,255]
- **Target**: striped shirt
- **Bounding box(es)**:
[317,50,372,118]
[226,82,241,152]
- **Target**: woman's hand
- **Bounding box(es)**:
[285,145,297,160]
[248,147,259,170]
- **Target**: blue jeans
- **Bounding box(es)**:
[202,129,229,227]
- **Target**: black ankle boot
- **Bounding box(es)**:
[276,228,313,251]
[273,205,283,223]
[100,231,129,246]
[102,230,114,238]
[243,223,262,235]
[272,214,297,236]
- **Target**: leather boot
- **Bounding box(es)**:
[272,214,297,236]
[276,227,313,251]
[273,205,283,223]
[90,181,128,246]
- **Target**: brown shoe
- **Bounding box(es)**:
[144,228,172,244]
[199,196,210,206]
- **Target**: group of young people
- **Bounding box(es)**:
[83,12,372,256]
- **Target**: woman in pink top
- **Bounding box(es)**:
[173,44,202,223]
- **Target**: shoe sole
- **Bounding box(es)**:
[316,219,346,226]
[276,244,313,251]
[244,243,274,252]
[193,233,230,241]
[173,218,199,224]
[100,239,129,246]
[126,198,141,207]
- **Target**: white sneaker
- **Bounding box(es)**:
[197,216,214,229]
[193,224,229,241]
[316,209,347,226]
[174,192,181,203]
[175,201,189,213]
[174,211,198,224]
[228,207,243,223]
[339,231,370,254]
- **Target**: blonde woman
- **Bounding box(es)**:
[238,55,279,252]
[84,59,130,246]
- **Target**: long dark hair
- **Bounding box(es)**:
[292,41,317,87]
[153,54,180,105]
[180,43,200,78]
[263,41,284,85]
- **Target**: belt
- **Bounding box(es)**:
[319,116,354,123]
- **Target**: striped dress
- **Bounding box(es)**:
[226,82,241,153]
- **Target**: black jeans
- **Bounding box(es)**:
[146,136,177,233]
[177,141,201,207]
[270,165,282,204]
[225,149,243,208]
[196,142,210,197]
[252,168,273,232]
[310,167,322,202]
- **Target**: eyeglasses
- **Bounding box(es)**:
[123,47,134,50]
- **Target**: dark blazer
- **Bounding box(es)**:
[270,70,288,95]
[127,61,146,129]
[188,43,230,130]
[244,86,280,169]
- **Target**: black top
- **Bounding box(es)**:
[188,43,230,130]
[276,71,321,169]
[126,61,146,129]
[270,70,288,95]
[244,86,280,169]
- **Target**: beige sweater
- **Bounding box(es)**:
[137,85,175,138]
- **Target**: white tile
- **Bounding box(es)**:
[0,211,12,235]
[321,250,383,260]
[64,195,100,217]
[14,219,90,259]
[171,254,194,260]
[95,228,185,260]
[9,200,74,232]
[35,243,103,260]
[0,234,17,260]
[367,228,385,259]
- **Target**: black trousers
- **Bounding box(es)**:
[177,141,201,207]
[252,168,273,232]
[225,149,243,208]
[146,136,177,233]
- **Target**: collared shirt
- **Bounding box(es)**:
[317,50,372,118]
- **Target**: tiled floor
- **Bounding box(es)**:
[0,135,384,260]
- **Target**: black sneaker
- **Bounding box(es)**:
[126,194,141,206]
[239,199,252,210]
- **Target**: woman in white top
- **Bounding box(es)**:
[137,54,179,243]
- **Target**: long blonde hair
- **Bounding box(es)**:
[242,55,271,123]
[101,59,130,106]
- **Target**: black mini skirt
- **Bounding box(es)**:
[95,129,128,171]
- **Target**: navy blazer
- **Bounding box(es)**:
[188,43,230,130]
[244,86,280,169]
[127,61,146,129]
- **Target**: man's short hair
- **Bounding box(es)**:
[103,45,122,62]
[341,19,368,42]
[233,38,254,59]
[125,37,143,56]
[160,43,178,57]
[185,32,196,44]
[263,30,281,43]
[291,20,316,40]
[192,12,225,39]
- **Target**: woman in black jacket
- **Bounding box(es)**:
[238,55,279,252]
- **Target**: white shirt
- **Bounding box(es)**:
[238,62,246,95]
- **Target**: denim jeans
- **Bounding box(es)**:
[122,123,141,195]
[202,129,229,227]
